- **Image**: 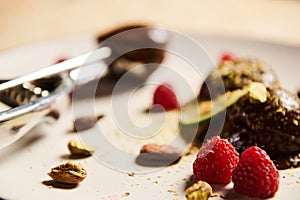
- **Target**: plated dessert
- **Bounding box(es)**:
[187,56,300,170]
[178,54,300,199]
[0,25,299,200]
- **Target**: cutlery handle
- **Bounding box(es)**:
[0,47,111,91]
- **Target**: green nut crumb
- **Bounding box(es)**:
[68,140,94,157]
[185,181,215,200]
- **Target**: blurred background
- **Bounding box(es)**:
[0,0,300,51]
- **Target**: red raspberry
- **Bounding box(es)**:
[193,136,239,184]
[153,83,179,111]
[221,53,235,62]
[55,57,68,64]
[232,146,280,198]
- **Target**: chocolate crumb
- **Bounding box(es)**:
[46,109,60,120]
[136,143,182,167]
[122,192,130,197]
[128,172,135,177]
[72,115,104,132]
[10,123,25,133]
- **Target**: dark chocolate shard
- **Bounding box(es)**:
[136,143,182,167]
[72,115,104,132]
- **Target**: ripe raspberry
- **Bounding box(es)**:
[232,146,280,198]
[55,57,68,64]
[193,136,239,184]
[153,83,179,111]
[221,53,235,62]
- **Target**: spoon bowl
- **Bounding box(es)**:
[0,73,73,149]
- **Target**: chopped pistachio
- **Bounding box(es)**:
[248,82,267,103]
[185,181,214,200]
[293,119,298,126]
[48,161,87,184]
[68,140,94,157]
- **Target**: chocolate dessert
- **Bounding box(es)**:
[193,57,300,169]
[198,57,279,101]
[222,85,300,169]
[97,24,169,78]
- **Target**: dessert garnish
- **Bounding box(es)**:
[67,140,94,157]
[220,52,235,62]
[136,143,182,167]
[198,57,279,101]
[232,146,280,198]
[185,180,215,200]
[72,115,104,132]
[193,136,239,184]
[47,161,87,185]
[152,83,180,111]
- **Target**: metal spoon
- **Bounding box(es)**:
[0,25,170,149]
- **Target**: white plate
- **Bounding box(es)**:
[0,33,299,200]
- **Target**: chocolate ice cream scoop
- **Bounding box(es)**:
[97,24,169,78]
